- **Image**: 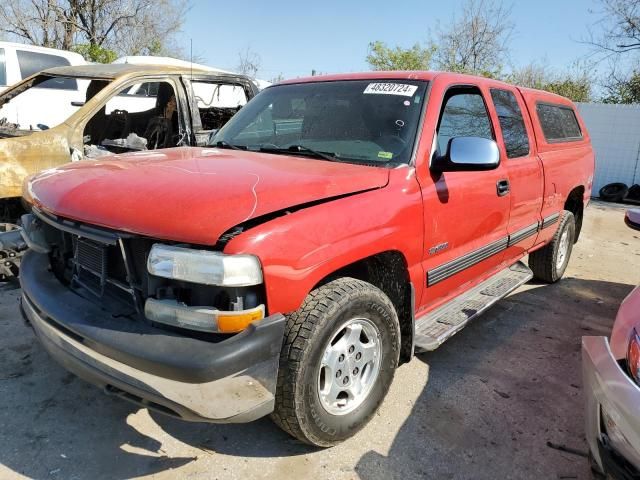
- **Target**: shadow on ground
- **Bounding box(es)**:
[0,277,633,479]
[355,277,633,479]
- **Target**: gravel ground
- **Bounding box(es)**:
[0,200,639,480]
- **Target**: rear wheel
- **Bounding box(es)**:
[528,210,575,283]
[271,277,400,447]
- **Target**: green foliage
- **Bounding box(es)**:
[603,71,640,104]
[542,78,591,103]
[146,39,163,56]
[72,44,118,64]
[366,41,436,71]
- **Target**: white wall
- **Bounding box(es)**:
[576,102,640,194]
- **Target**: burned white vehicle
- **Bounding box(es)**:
[0,64,257,279]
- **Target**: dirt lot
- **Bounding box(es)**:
[0,201,639,480]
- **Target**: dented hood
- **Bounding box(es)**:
[28,147,389,244]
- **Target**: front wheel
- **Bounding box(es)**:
[271,277,400,447]
[529,210,575,283]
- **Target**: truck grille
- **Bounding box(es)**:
[75,238,108,278]
[35,208,152,315]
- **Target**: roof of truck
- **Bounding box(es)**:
[278,71,575,106]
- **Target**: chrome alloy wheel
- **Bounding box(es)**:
[317,317,382,416]
[556,227,570,270]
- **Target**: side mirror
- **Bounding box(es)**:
[431,137,500,173]
[625,209,640,231]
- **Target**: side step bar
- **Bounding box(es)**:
[414,261,533,352]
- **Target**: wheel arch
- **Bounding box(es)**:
[564,185,585,242]
[311,250,415,364]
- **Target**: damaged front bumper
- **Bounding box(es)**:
[20,250,286,423]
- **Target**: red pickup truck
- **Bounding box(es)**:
[19,71,594,447]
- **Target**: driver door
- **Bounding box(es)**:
[418,83,511,311]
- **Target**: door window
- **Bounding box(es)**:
[436,88,494,154]
[490,89,530,158]
[191,81,248,132]
[84,81,182,155]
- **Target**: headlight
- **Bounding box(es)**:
[147,244,263,286]
[627,328,640,385]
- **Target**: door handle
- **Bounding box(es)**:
[497,179,510,197]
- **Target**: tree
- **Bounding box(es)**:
[0,0,187,63]
[433,0,513,77]
[543,77,591,103]
[603,70,640,103]
[583,1,640,103]
[366,41,436,71]
[585,0,640,55]
[505,61,550,89]
[507,62,593,102]
[236,47,261,79]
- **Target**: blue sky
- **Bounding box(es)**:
[178,0,600,81]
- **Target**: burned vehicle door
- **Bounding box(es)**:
[181,74,258,146]
[79,76,190,157]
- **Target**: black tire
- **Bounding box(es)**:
[529,211,575,283]
[271,277,400,447]
[599,183,628,202]
[627,184,640,201]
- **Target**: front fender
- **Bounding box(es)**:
[225,168,425,314]
[0,130,70,199]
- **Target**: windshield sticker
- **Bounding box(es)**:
[378,151,393,159]
[364,83,418,97]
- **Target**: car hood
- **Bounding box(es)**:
[27,146,389,245]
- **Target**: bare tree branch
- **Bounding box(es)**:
[236,47,261,79]
[433,0,514,77]
[582,0,640,58]
[0,0,188,62]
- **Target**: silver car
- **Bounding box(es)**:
[583,209,640,479]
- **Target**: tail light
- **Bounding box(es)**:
[627,329,640,385]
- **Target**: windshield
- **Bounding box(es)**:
[212,79,428,166]
[0,75,104,132]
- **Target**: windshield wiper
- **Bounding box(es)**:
[214,140,246,150]
[259,144,341,163]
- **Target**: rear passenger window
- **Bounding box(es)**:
[16,51,76,90]
[0,48,6,86]
[437,89,494,154]
[536,103,582,142]
[490,89,529,158]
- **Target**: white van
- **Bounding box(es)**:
[0,42,87,129]
[0,42,86,92]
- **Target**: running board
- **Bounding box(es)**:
[414,261,533,352]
